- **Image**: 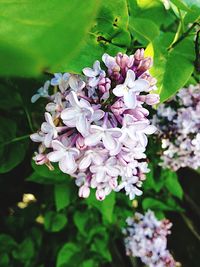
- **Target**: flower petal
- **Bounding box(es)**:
[113,84,125,97]
[84,132,102,146]
[82,67,95,77]
[47,150,64,162]
[124,90,137,109]
[126,70,136,87]
[132,79,149,92]
[79,154,92,170]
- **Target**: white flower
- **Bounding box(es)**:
[83,60,105,87]
[31,81,50,103]
[51,73,70,93]
[61,91,104,136]
[113,70,149,108]
[47,140,79,174]
[84,125,122,152]
[41,112,58,147]
[90,157,119,183]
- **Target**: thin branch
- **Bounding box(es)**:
[181,213,200,242]
[0,134,30,148]
[194,29,200,73]
[168,22,200,51]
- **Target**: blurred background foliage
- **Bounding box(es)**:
[0,0,200,266]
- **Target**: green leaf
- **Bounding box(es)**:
[0,234,17,253]
[54,183,71,211]
[86,191,116,223]
[44,211,67,232]
[81,259,97,267]
[27,171,66,184]
[146,35,195,102]
[12,238,34,263]
[164,171,183,199]
[73,210,90,236]
[56,243,80,267]
[0,0,100,76]
[91,238,112,262]
[129,18,159,45]
[29,161,69,184]
[0,254,9,267]
[0,117,28,173]
[142,197,175,211]
[170,0,191,11]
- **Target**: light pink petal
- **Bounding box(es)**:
[79,154,92,170]
[45,112,54,126]
[143,125,157,135]
[96,189,106,201]
[61,108,77,121]
[132,79,149,92]
[92,110,105,121]
[44,132,53,147]
[41,122,52,133]
[82,67,95,77]
[46,103,56,112]
[47,150,64,162]
[84,132,102,146]
[30,133,44,142]
[68,91,80,107]
[137,132,148,147]
[96,169,105,183]
[124,90,137,109]
[107,167,119,177]
[59,153,77,174]
[126,70,136,87]
[113,84,125,97]
[93,60,101,74]
[79,185,90,198]
[51,140,66,151]
[103,133,116,151]
[76,114,89,136]
[107,128,122,138]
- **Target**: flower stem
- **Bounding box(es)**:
[0,134,30,148]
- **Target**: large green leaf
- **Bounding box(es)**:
[56,243,80,267]
[0,0,100,76]
[54,183,71,211]
[44,211,67,232]
[146,34,194,102]
[129,18,159,45]
[164,171,183,199]
[60,0,129,73]
[86,191,116,223]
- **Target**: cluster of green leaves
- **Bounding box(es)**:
[0,0,200,266]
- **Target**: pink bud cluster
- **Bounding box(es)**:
[153,84,200,171]
[123,211,177,267]
[30,49,159,201]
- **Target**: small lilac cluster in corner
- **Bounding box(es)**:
[30,49,159,201]
[123,210,177,267]
[153,84,200,171]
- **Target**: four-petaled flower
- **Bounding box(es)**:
[47,140,80,174]
[51,73,70,93]
[83,60,105,87]
[31,81,50,103]
[113,70,149,108]
[61,91,104,136]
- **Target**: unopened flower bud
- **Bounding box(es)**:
[78,185,90,198]
[145,94,160,105]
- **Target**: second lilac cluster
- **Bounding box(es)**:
[153,84,200,171]
[123,211,177,267]
[31,49,159,201]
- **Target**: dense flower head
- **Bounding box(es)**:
[30,49,159,200]
[153,84,200,171]
[123,210,177,267]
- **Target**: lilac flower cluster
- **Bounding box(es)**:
[153,84,200,171]
[123,211,177,267]
[31,49,159,201]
